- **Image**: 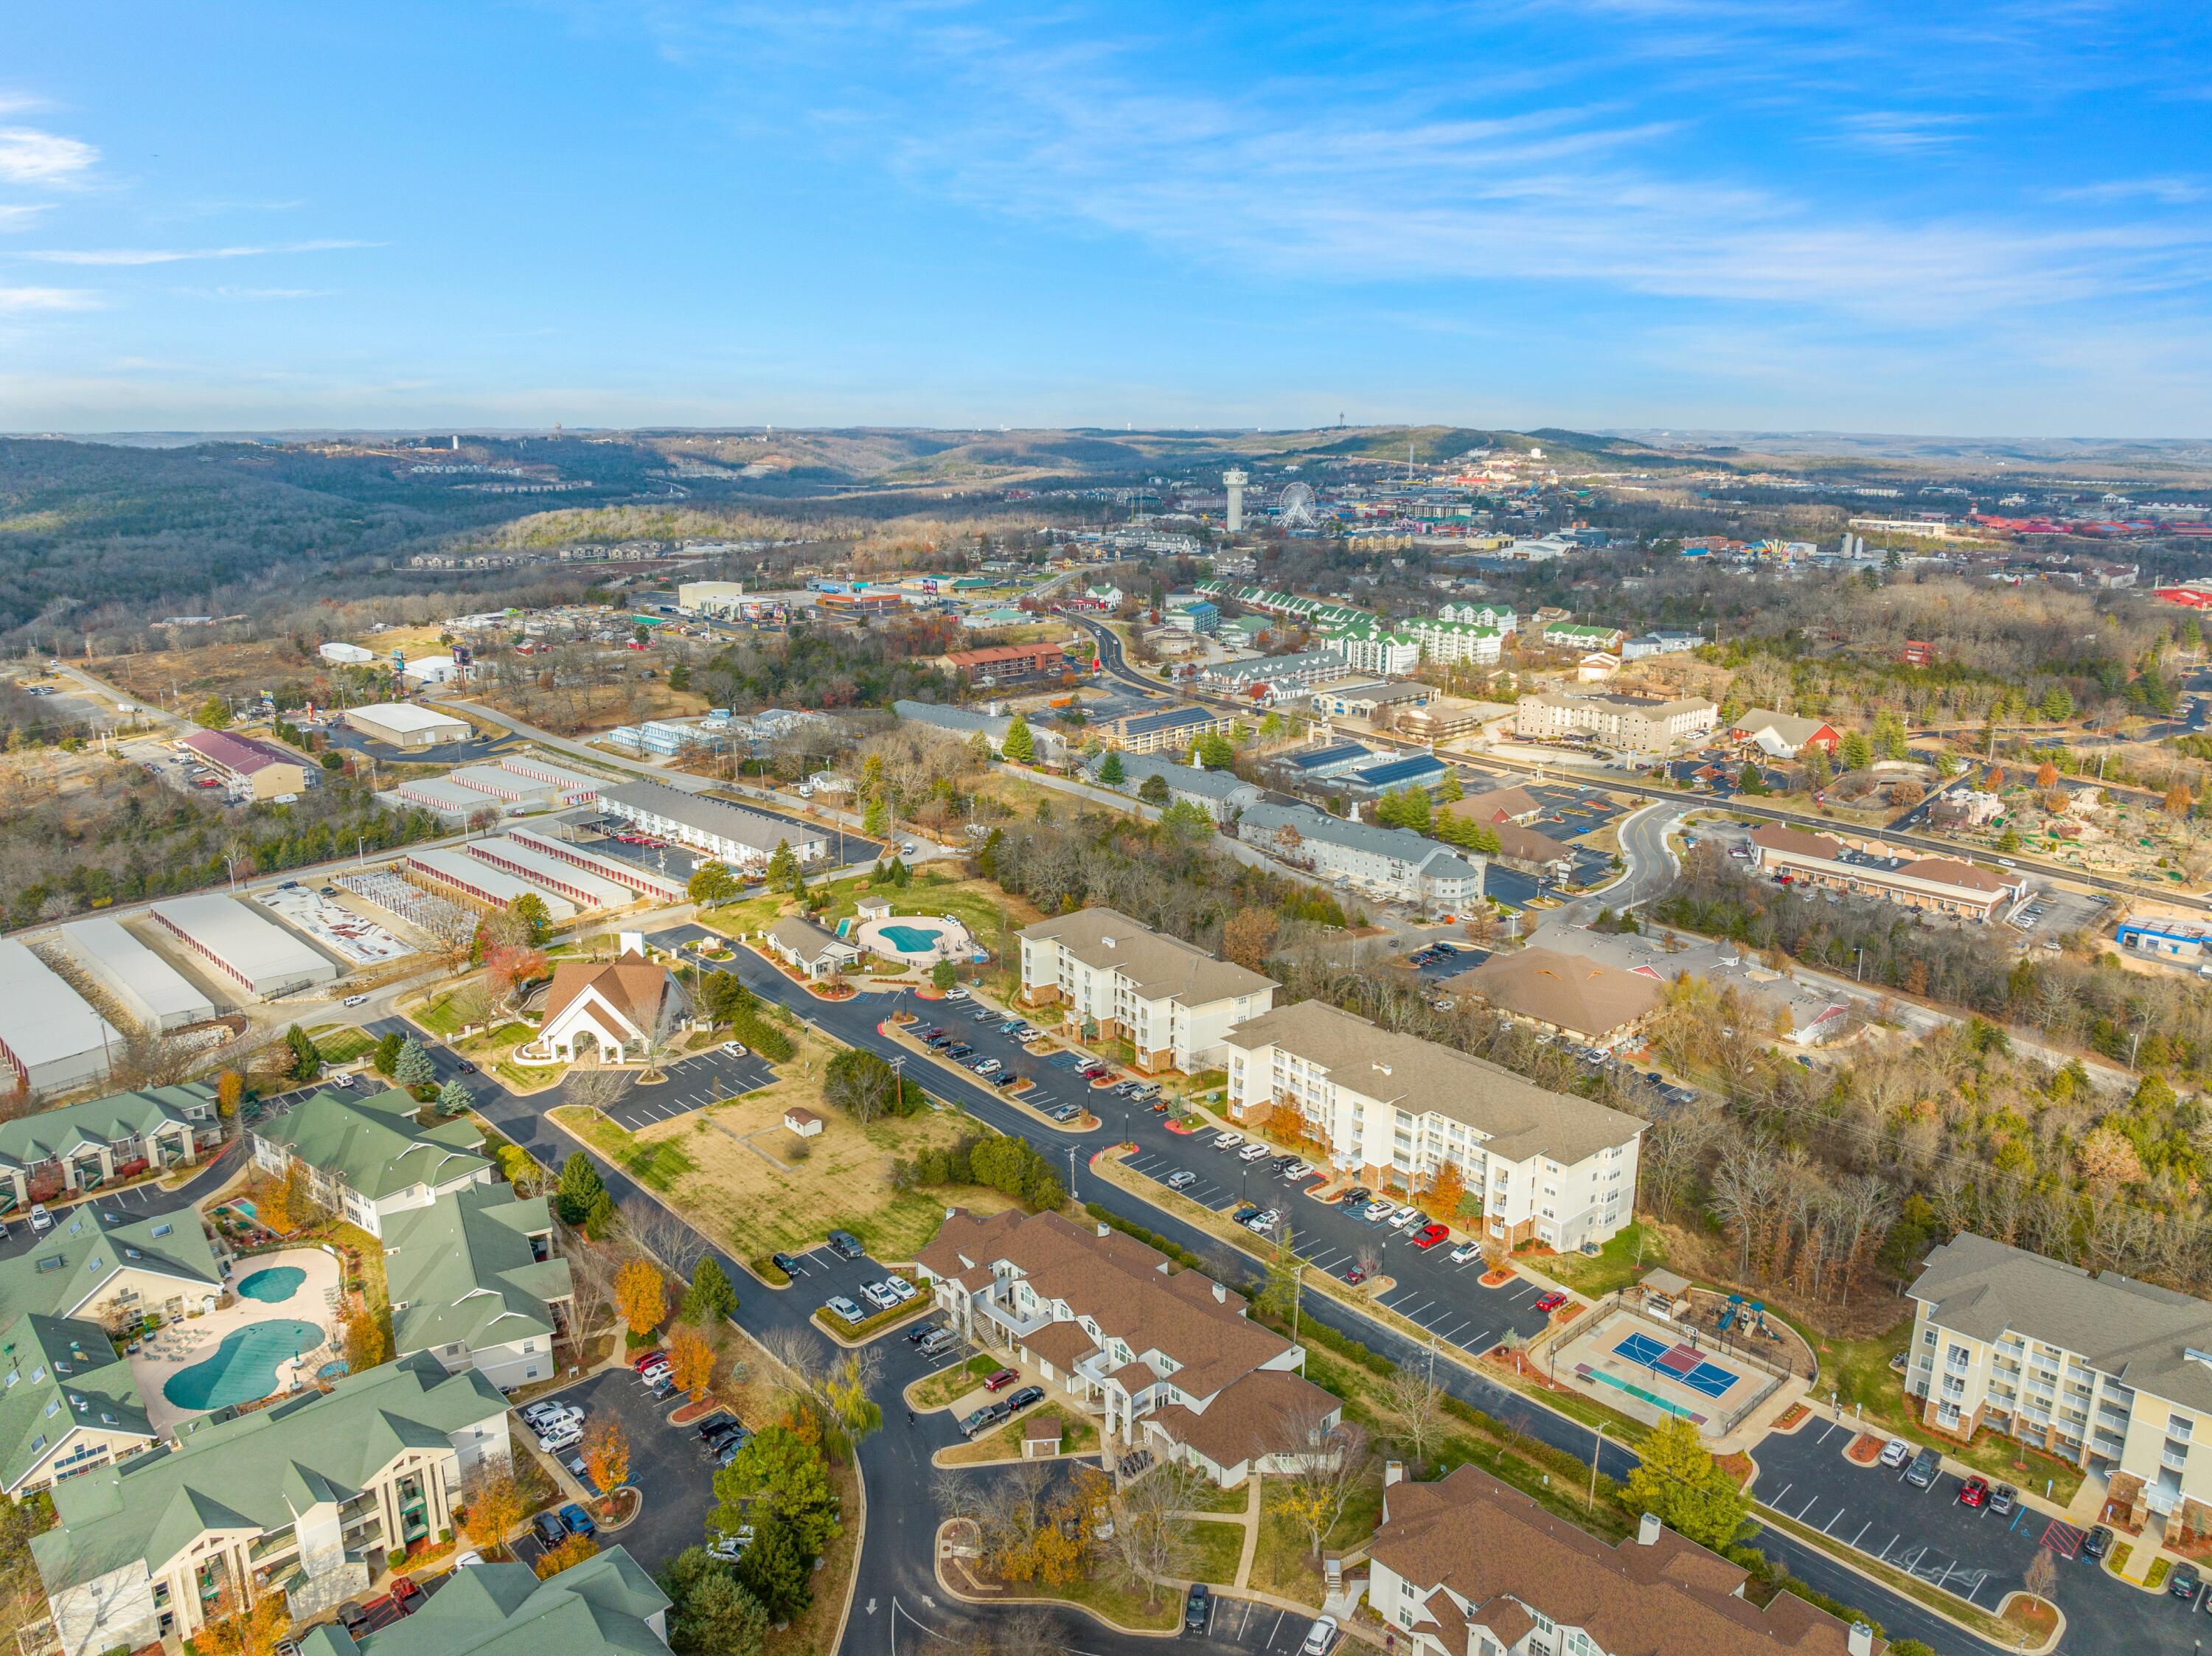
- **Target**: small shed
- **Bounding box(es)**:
[855,894,894,922]
[1022,1412,1064,1458]
[1638,1267,1693,1321]
[783,1106,824,1139]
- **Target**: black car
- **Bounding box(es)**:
[771,1251,801,1276]
[1005,1385,1045,1410]
[1184,1583,1211,1635]
[827,1230,865,1261]
[530,1511,568,1548]
[2081,1524,2113,1561]
[335,1603,371,1637]
[2172,1563,2202,1604]
[1233,1204,1262,1225]
[907,1321,943,1344]
[694,1410,738,1439]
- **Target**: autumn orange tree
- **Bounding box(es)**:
[582,1416,631,1494]
[197,1581,288,1656]
[215,1069,245,1119]
[535,1532,600,1579]
[1425,1160,1468,1222]
[338,1301,389,1374]
[459,1461,528,1557]
[614,1257,667,1339]
[667,1322,716,1402]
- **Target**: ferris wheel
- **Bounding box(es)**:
[1276,481,1318,528]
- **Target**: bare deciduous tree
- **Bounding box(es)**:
[1379,1359,1449,1471]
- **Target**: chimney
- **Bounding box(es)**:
[1846,1624,1873,1656]
[1212,1281,1227,1303]
[1636,1511,1661,1547]
[1096,1222,1111,1238]
[1101,935,1116,949]
[1385,1461,1405,1488]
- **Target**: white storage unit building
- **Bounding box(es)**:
[445,765,558,807]
[464,836,635,910]
[403,848,579,922]
[0,939,118,1095]
[394,776,505,820]
[55,916,217,1031]
[504,829,689,904]
[147,894,343,1001]
[344,703,472,750]
[496,756,602,804]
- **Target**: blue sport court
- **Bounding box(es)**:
[1613,1331,1740,1399]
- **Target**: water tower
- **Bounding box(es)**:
[1222,468,1248,532]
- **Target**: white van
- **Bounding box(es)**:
[27,1204,52,1234]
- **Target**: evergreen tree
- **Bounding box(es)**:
[373,1031,406,1076]
[732,1511,813,1618]
[862,794,889,838]
[1001,715,1037,763]
[507,892,553,946]
[684,1256,740,1323]
[393,1037,436,1088]
[285,1024,323,1082]
[1096,750,1125,785]
[435,1076,474,1116]
[1195,731,1236,770]
[1839,729,1874,770]
[666,661,692,693]
[659,1550,769,1656]
[1437,768,1463,802]
[765,841,797,888]
[1138,773,1172,806]
[557,1151,607,1225]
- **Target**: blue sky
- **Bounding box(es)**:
[4,1,2211,436]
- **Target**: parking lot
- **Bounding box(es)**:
[509,1364,722,1575]
[599,1045,778,1131]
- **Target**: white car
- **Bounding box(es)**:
[27,1204,52,1234]
[1301,1618,1337,1656]
[1361,1203,1396,1225]
[1388,1207,1425,1231]
[707,1526,755,1562]
[1212,1132,1242,1149]
[453,1551,486,1569]
[1237,1144,1270,1163]
[861,1281,899,1309]
[720,1041,748,1057]
[943,988,970,1001]
[885,1276,917,1303]
[342,994,370,1008]
[537,1427,582,1455]
[521,1402,580,1431]
[1879,1437,1914,1469]
[1450,1242,1482,1264]
[826,1295,865,1321]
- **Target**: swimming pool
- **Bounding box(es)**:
[235,1266,305,1304]
[161,1318,324,1413]
[879,924,944,953]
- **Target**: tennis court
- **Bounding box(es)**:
[1613,1331,1741,1399]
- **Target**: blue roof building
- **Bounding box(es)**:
[1276,742,1373,779]
[1343,754,1451,795]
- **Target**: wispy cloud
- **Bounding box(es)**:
[1832,110,1972,153]
[2053,175,2208,205]
[175,285,334,301]
[21,238,374,265]
[0,285,97,311]
[0,125,97,184]
[0,203,52,230]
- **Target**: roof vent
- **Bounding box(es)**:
[1101,936,1116,949]
[1372,1063,1392,1077]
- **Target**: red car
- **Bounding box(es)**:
[1412,1224,1450,1249]
[631,1351,666,1372]
[983,1368,1019,1393]
[1958,1475,1989,1509]
[386,1576,422,1615]
[1343,1264,1368,1285]
[1533,1291,1569,1314]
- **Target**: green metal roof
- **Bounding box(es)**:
[33,1353,507,1591]
[0,1084,215,1174]
[385,1186,570,1360]
[255,1088,490,1202]
[0,1310,153,1493]
[300,1548,670,1656]
[0,1206,220,1324]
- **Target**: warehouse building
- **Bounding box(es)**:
[505,828,687,904]
[343,703,471,750]
[0,940,118,1096]
[147,896,341,1001]
[55,916,216,1031]
[464,836,636,910]
[600,779,827,870]
[402,848,579,922]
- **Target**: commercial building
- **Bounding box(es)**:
[534,955,684,1063]
[940,641,1070,687]
[1309,680,1433,722]
[177,729,310,801]
[403,847,579,923]
[1526,921,1851,1048]
[1906,1231,2212,1529]
[1391,697,1496,743]
[383,1185,572,1391]
[1087,752,1263,824]
[33,1354,512,1656]
[464,835,636,911]
[891,698,1070,765]
[917,1208,1338,1486]
[0,939,119,1096]
[1447,784,1544,824]
[2115,916,2212,964]
[677,578,751,614]
[1465,818,1576,878]
[1272,741,1374,782]
[55,916,216,1031]
[343,703,471,750]
[0,1082,221,1214]
[150,895,342,1001]
[318,641,374,665]
[1747,824,2024,921]
[298,1548,671,1656]
[1464,946,1666,1048]
[1237,801,1484,913]
[1342,754,1451,797]
[1101,704,1237,754]
[1730,709,1840,758]
[1018,908,1276,1074]
[1223,1001,1644,1248]
[1513,692,1717,753]
[1163,596,1220,636]
[600,779,828,870]
[251,1086,493,1238]
[1371,1468,1882,1656]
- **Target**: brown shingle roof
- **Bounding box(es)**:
[540,954,672,1034]
[1021,1320,1099,1373]
[1022,907,1277,1008]
[1446,785,1542,824]
[1464,947,1665,1040]
[1374,1469,1881,1656]
[1898,856,2007,892]
[1488,821,1573,864]
[1149,1367,1339,1470]
[1749,822,1846,860]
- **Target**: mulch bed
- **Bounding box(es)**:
[1845,1432,1885,1464]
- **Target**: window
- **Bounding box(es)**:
[152,1222,173,1239]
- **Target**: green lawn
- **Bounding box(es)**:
[1186,1519,1247,1587]
[1805,1318,2087,1505]
[307,1024,375,1065]
[407,992,474,1037]
[551,1107,698,1193]
[1246,1471,1383,1606]
[910,1355,997,1411]
[1542,1222,1667,1298]
[942,1410,1102,1464]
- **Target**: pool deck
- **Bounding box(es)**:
[852,913,978,966]
[133,1246,342,1436]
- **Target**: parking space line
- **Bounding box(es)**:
[1459,1329,1492,1351]
[1772,1482,1792,1504]
[1822,1509,1842,1534]
[1850,1521,1868,1548]
[1796,1495,1820,1521]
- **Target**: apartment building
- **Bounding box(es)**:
[1326,624,1422,676]
[1747,824,2023,922]
[299,1549,670,1656]
[176,729,310,802]
[940,641,1071,687]
[1371,1467,1882,1656]
[1101,704,1238,754]
[1237,801,1484,914]
[250,1087,493,1238]
[916,1208,1338,1486]
[1197,650,1344,701]
[1514,692,1717,753]
[383,1184,573,1391]
[1018,908,1276,1074]
[1437,600,1516,632]
[1621,629,1703,661]
[1405,616,1503,666]
[1540,622,1626,652]
[1222,1001,1643,1249]
[1087,752,1263,824]
[1907,1231,2212,1528]
[893,698,1071,765]
[0,1082,222,1214]
[33,1355,511,1656]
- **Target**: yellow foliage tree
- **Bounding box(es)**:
[534,1532,600,1579]
[197,1584,288,1656]
[215,1069,245,1119]
[613,1257,667,1337]
[667,1322,715,1403]
[582,1416,631,1495]
[459,1462,528,1557]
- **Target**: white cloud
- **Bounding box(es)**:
[24,239,373,265]
[175,286,334,301]
[0,203,52,230]
[0,285,98,311]
[0,125,97,184]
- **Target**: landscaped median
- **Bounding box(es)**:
[813,1276,933,1345]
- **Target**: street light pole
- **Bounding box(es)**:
[1587,1422,1606,1513]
